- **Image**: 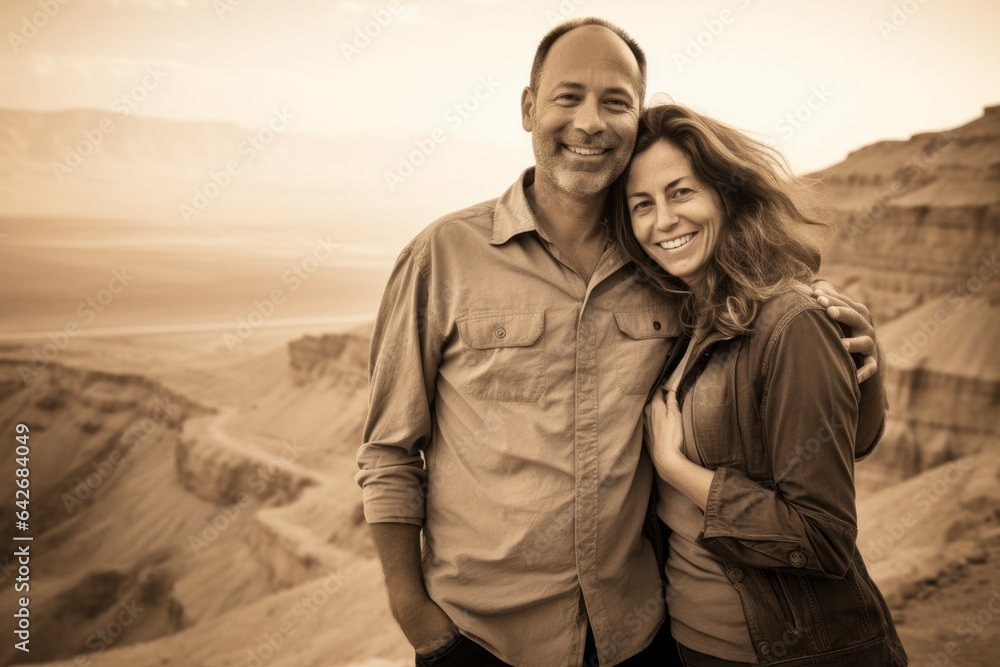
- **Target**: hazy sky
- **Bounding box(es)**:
[1,0,997,180]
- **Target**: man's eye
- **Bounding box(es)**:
[606,99,628,109]
[557,94,578,103]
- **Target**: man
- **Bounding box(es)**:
[356,18,884,667]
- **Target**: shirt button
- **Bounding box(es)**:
[789,550,807,568]
[652,320,661,330]
[495,327,506,339]
[757,642,771,656]
[726,568,743,583]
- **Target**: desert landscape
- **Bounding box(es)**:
[0,98,998,667]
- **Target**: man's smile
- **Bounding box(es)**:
[561,143,611,157]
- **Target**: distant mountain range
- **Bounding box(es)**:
[0,108,527,228]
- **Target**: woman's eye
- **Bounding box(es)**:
[631,201,652,214]
[673,188,694,198]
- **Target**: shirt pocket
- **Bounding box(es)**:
[613,307,680,395]
[456,310,545,402]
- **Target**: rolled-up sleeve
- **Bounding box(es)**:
[698,308,860,579]
[356,243,443,526]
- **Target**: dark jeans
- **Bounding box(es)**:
[676,643,753,667]
[415,621,681,666]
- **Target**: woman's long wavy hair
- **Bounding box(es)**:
[609,104,828,339]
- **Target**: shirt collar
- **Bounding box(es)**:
[491,167,546,246]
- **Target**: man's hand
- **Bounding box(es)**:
[393,595,459,655]
[368,522,458,655]
[793,280,879,383]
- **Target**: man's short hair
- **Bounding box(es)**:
[529,18,647,106]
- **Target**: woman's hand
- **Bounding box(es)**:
[645,361,714,512]
[644,386,685,481]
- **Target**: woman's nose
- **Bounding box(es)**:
[654,206,678,231]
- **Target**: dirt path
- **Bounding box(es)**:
[893,530,1000,666]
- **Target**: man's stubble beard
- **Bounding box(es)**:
[530,114,633,199]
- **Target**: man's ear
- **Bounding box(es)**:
[521,87,535,132]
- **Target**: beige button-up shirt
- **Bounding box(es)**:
[356,169,682,666]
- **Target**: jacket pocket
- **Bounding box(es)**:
[794,574,831,652]
[456,310,545,401]
[847,558,880,639]
[766,570,801,634]
[613,307,680,395]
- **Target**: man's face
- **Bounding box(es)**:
[522,26,642,199]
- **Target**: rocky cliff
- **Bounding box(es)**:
[863,294,1000,480]
[287,325,371,388]
[817,105,1000,324]
[811,107,1000,482]
[0,341,376,666]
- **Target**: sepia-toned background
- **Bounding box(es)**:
[0,0,998,665]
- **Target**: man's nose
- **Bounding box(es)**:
[573,98,606,135]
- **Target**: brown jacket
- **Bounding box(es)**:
[662,290,907,666]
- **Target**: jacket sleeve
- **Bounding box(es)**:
[697,308,860,579]
[355,242,444,526]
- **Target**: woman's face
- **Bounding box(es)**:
[625,140,726,285]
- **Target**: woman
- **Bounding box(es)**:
[610,105,907,666]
